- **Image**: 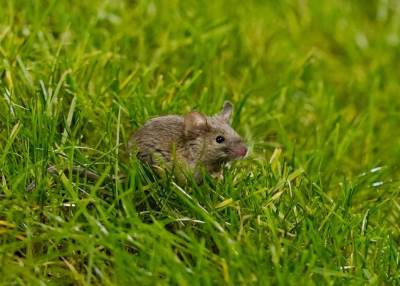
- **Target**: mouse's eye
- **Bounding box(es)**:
[216,135,225,144]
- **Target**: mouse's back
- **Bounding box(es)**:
[129,115,184,164]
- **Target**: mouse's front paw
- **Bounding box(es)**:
[211,170,224,181]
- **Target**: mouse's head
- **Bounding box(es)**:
[184,101,247,165]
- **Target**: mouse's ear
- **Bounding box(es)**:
[218,101,233,123]
[184,112,209,136]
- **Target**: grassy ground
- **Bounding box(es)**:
[1,0,400,285]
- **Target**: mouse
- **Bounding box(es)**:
[128,101,247,183]
[27,102,246,191]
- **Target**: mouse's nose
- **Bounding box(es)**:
[239,146,248,157]
[233,146,248,157]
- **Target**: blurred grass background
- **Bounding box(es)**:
[1,0,400,284]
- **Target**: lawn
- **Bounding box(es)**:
[1,0,400,285]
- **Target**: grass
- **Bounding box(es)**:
[1,0,400,284]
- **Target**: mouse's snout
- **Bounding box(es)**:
[238,146,248,157]
[231,145,248,158]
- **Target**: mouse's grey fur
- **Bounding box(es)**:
[129,102,247,183]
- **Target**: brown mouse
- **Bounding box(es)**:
[128,101,247,183]
[29,102,246,191]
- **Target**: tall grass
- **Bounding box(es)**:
[1,0,399,284]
